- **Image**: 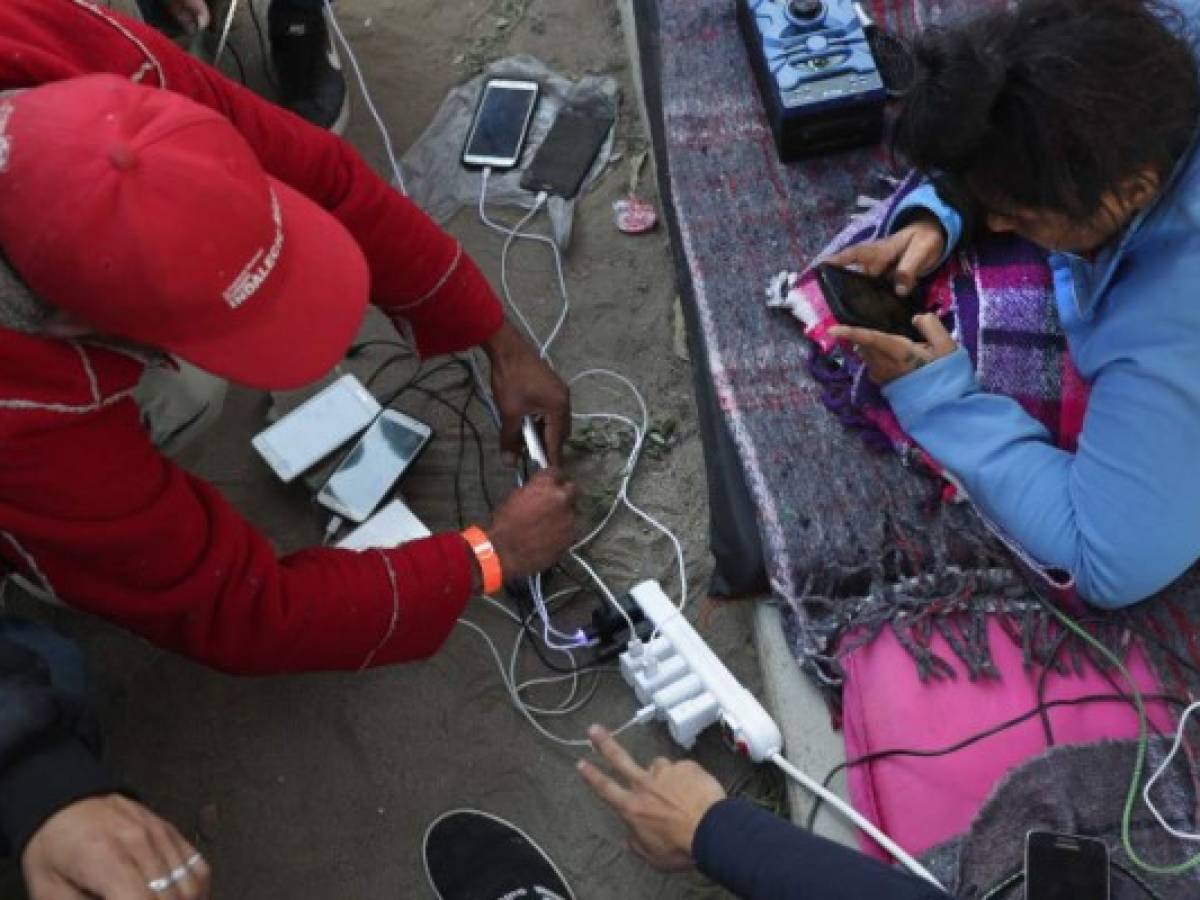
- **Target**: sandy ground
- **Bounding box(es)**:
[2,0,773,897]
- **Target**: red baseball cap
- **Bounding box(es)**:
[0,75,369,390]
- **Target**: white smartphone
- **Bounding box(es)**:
[316,410,433,523]
[252,374,381,483]
[461,78,540,169]
[336,497,432,550]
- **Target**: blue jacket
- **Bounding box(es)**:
[883,9,1200,609]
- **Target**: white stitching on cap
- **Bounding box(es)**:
[223,189,284,310]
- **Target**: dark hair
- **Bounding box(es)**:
[894,0,1200,222]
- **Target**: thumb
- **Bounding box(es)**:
[912,314,956,355]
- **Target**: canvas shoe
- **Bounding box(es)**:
[267,0,350,133]
[423,809,576,900]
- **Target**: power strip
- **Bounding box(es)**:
[619,580,783,762]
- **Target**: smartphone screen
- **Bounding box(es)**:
[520,109,615,199]
[1026,831,1110,900]
[252,375,381,483]
[316,411,432,523]
[462,80,540,169]
[816,263,923,341]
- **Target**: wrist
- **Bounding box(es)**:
[481,320,523,363]
[461,525,503,595]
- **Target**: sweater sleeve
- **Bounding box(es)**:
[0,0,504,358]
[692,799,953,900]
[0,391,473,675]
[0,630,119,858]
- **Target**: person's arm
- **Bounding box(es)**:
[0,338,573,674]
[694,800,951,900]
[0,630,116,859]
[578,728,952,900]
[875,310,1200,607]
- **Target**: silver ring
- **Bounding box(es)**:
[148,875,172,892]
[169,864,189,882]
[185,852,204,869]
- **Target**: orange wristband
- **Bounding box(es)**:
[461,526,503,595]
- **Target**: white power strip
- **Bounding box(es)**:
[619,580,783,762]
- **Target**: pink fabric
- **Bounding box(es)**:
[840,621,1175,860]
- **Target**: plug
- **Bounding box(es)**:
[586,593,647,648]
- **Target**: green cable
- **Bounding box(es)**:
[1038,597,1200,876]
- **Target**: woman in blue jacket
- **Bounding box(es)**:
[831,0,1200,610]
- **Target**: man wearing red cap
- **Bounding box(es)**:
[0,1,578,672]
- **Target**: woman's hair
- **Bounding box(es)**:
[894,0,1200,222]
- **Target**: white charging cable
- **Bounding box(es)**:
[770,754,946,890]
[1143,699,1200,842]
[322,0,407,194]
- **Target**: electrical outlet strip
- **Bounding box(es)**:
[619,580,783,762]
[336,497,431,550]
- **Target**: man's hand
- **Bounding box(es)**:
[825,216,946,297]
[163,0,211,31]
[577,726,726,873]
[829,313,958,385]
[23,795,210,900]
[483,468,576,581]
[483,323,571,465]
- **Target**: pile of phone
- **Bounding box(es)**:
[251,374,432,531]
[462,77,614,200]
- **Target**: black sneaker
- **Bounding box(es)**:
[266,0,350,133]
[423,809,575,900]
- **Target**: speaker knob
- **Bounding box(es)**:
[788,0,824,20]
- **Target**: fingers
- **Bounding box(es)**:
[912,313,957,355]
[577,759,632,811]
[588,725,648,785]
[26,873,90,900]
[541,401,571,467]
[825,236,901,279]
[893,236,930,297]
[827,325,913,355]
[499,412,522,457]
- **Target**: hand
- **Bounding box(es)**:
[483,468,576,581]
[483,323,571,466]
[163,0,211,31]
[825,215,946,297]
[829,313,958,385]
[577,725,727,873]
[23,795,211,900]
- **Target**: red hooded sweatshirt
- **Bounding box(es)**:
[0,0,503,674]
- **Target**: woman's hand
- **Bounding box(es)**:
[825,215,946,297]
[483,323,571,465]
[577,726,727,873]
[829,313,958,385]
[23,795,211,900]
[163,0,211,31]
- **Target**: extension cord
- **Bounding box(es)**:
[619,580,782,761]
[619,579,945,890]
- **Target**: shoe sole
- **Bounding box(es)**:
[422,808,577,900]
[328,86,351,137]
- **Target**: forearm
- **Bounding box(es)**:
[693,800,952,900]
[0,634,119,858]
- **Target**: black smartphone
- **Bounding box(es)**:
[462,79,540,170]
[520,109,615,199]
[815,263,923,342]
[1026,831,1110,900]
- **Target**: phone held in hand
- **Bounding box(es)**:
[461,79,541,170]
[1025,830,1110,900]
[815,263,924,342]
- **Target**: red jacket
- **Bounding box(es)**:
[0,0,503,674]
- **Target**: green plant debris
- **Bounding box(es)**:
[567,417,679,462]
